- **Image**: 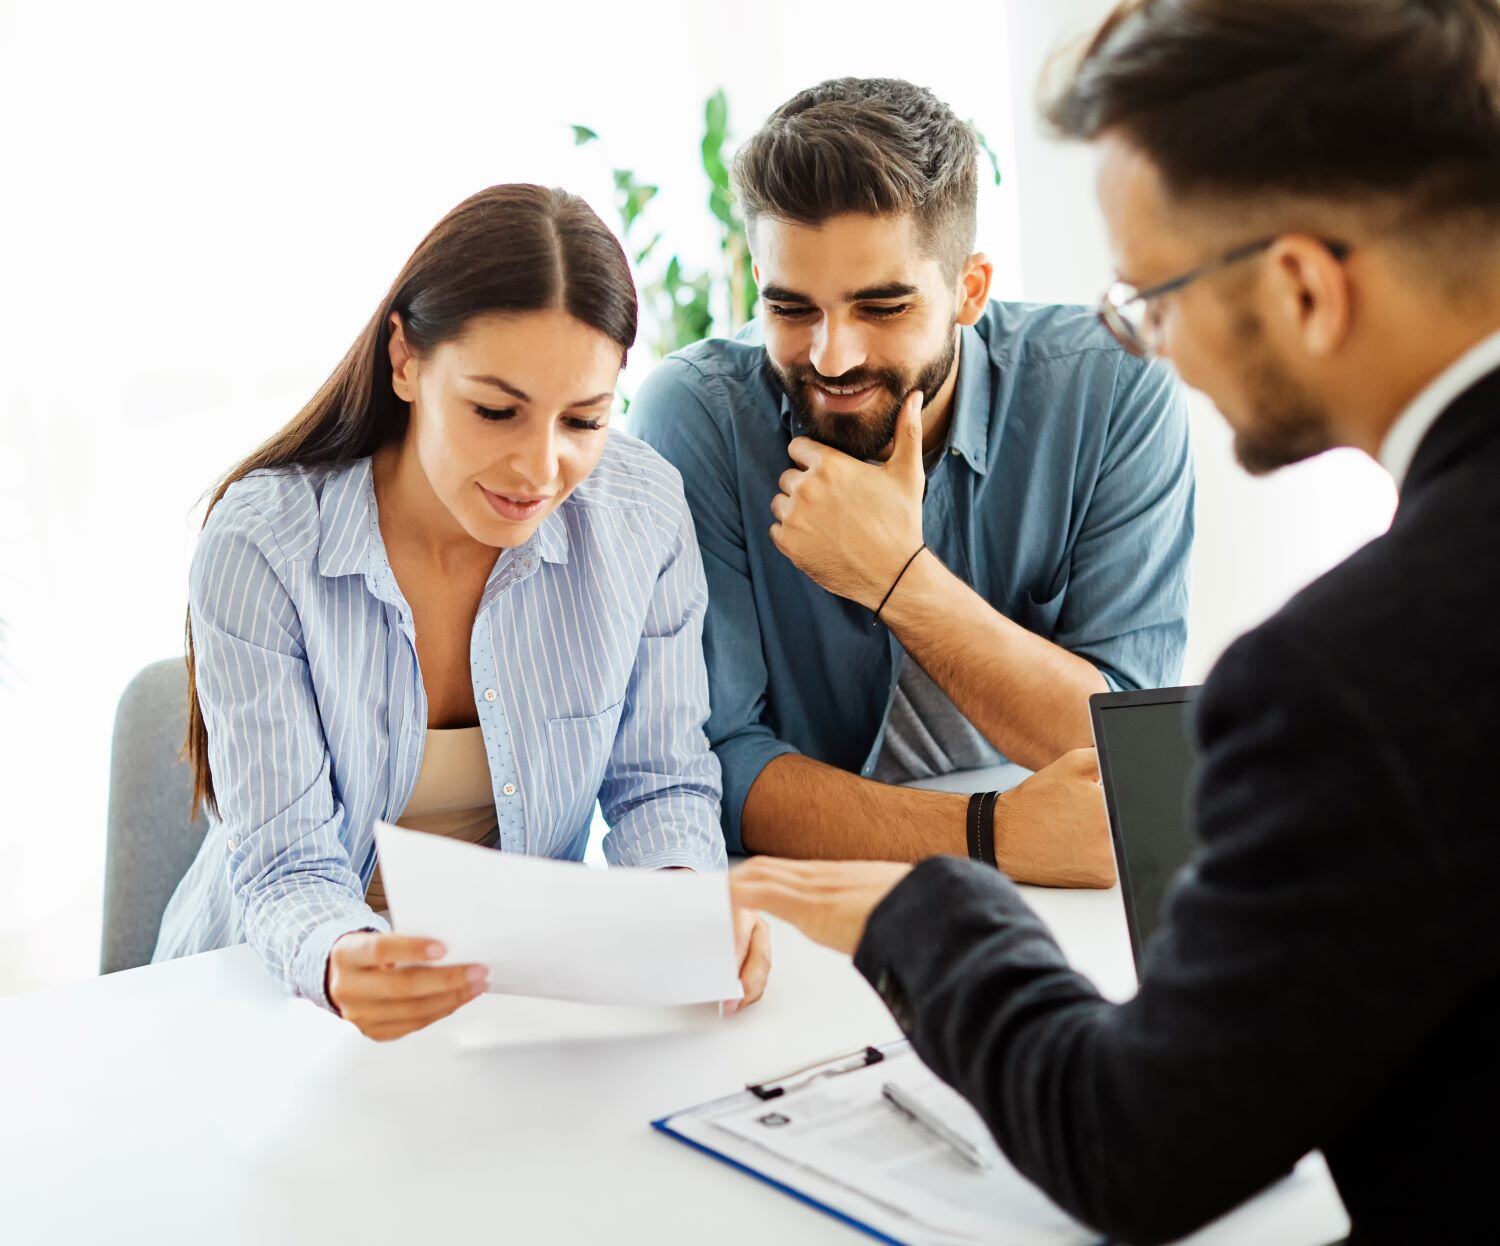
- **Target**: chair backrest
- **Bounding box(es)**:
[101,658,209,974]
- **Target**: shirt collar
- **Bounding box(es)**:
[772,323,991,475]
[1380,327,1500,489]
[316,457,377,579]
[315,455,571,586]
[945,325,991,476]
[532,509,571,565]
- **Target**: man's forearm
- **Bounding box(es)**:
[741,754,967,861]
[880,550,1106,770]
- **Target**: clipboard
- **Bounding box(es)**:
[653,1040,1352,1246]
[651,1039,1101,1246]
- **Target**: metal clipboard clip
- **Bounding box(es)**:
[747,1045,886,1101]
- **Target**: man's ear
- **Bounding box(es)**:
[955,252,994,326]
[388,312,417,403]
[1266,236,1352,358]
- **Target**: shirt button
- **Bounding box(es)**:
[483,688,497,702]
[226,836,236,851]
[502,783,517,797]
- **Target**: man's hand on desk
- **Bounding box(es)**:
[730,859,913,956]
[995,748,1116,889]
[327,933,487,1041]
[729,749,1115,953]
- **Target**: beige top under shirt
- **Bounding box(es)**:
[364,726,499,913]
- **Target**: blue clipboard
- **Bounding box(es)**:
[651,1114,909,1246]
[651,1040,912,1245]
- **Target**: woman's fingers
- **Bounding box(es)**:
[361,1020,426,1043]
[353,983,483,1029]
[353,962,488,1004]
[739,916,772,1007]
[338,932,446,970]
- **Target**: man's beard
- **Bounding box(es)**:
[1229,309,1338,475]
[774,330,959,460]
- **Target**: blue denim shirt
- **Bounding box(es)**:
[633,301,1194,852]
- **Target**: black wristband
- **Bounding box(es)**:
[874,544,928,624]
[966,790,1000,867]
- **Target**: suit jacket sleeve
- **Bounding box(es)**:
[854,622,1467,1244]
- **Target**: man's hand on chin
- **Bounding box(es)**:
[770,390,928,606]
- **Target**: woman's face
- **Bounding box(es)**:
[389,307,621,548]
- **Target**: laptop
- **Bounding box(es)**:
[1087,685,1202,969]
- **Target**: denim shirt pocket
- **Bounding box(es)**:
[543,698,627,838]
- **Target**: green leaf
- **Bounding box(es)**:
[634,231,664,266]
[570,125,599,146]
[701,87,732,190]
[969,120,1004,186]
[621,183,658,230]
[708,184,734,228]
[704,88,728,143]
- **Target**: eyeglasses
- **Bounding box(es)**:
[1097,236,1351,359]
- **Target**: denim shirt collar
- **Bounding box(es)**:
[773,323,991,476]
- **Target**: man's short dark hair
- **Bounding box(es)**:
[733,78,979,277]
[1044,0,1500,227]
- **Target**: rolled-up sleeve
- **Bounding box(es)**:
[1063,355,1194,691]
[599,479,728,871]
[632,360,797,854]
[191,499,386,1008]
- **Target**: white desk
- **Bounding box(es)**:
[0,768,1346,1245]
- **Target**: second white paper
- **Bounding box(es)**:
[372,822,743,1007]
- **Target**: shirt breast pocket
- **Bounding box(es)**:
[543,698,626,836]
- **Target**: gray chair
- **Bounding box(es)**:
[101,658,209,974]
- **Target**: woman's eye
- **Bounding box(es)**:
[864,304,910,319]
[474,405,517,422]
[566,418,605,432]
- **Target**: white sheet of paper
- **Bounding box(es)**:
[372,822,743,1006]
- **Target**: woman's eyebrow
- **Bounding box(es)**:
[466,375,611,409]
[466,374,530,401]
[465,370,612,407]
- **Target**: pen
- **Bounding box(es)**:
[881,1082,993,1172]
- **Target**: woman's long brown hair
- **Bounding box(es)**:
[185,184,638,818]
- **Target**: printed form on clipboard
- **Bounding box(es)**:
[655,1039,1091,1245]
[653,1040,1351,1246]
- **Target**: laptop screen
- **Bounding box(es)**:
[1089,688,1201,967]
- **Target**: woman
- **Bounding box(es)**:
[154,184,770,1039]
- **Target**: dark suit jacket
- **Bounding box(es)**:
[855,367,1500,1245]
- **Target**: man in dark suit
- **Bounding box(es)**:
[730,2,1500,1242]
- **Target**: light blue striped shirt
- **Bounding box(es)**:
[153,433,727,1009]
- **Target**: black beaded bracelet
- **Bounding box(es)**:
[966,790,1000,867]
[874,543,928,624]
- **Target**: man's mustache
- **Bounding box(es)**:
[791,368,898,392]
